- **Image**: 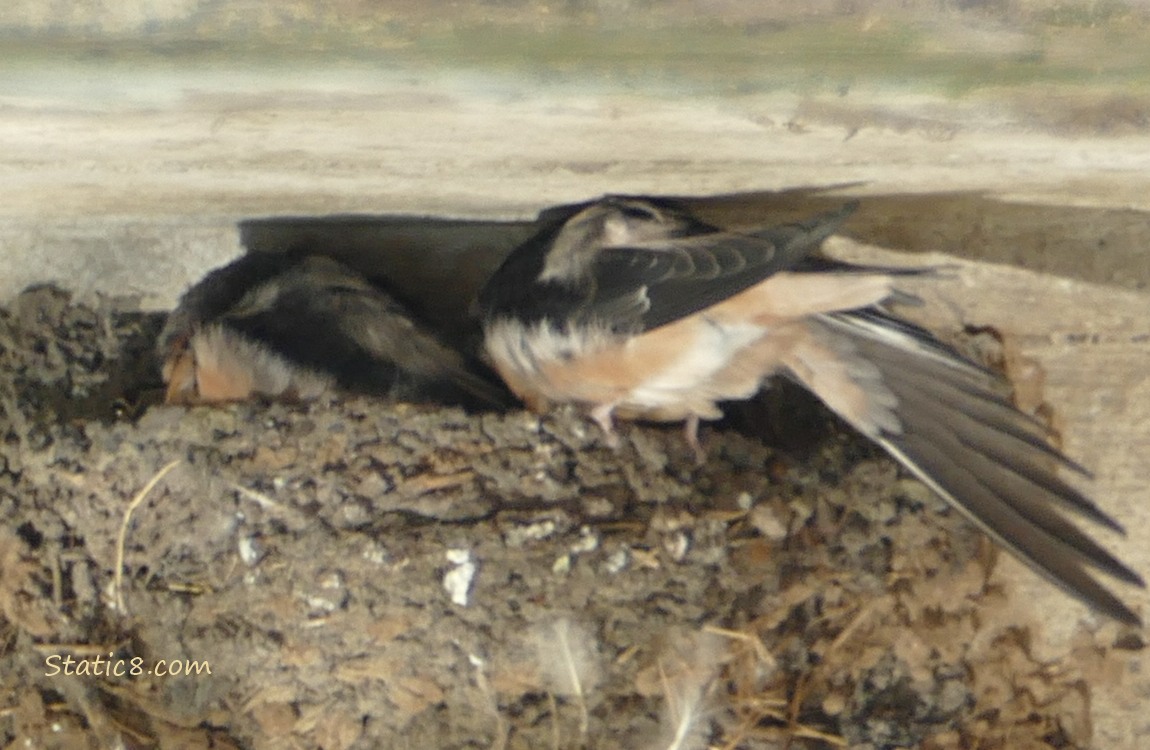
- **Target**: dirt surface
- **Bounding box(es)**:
[1,285,1140,749]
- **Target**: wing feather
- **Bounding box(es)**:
[808,312,1143,624]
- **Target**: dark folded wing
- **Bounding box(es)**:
[818,310,1144,624]
[220,256,510,409]
[587,202,862,332]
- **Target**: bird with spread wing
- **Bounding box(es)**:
[477,195,1144,625]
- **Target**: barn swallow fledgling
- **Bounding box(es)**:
[160,253,509,409]
[476,195,1144,624]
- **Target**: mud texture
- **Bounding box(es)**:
[0,285,1133,749]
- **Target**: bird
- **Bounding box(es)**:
[159,252,509,409]
[476,194,1144,625]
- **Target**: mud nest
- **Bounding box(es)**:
[0,285,1121,749]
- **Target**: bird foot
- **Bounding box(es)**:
[684,414,706,466]
[590,403,622,450]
